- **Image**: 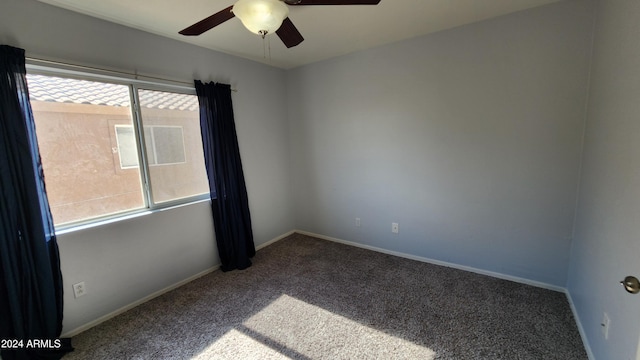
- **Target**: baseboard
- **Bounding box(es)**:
[60,229,591,356]
[256,230,296,251]
[61,230,294,338]
[294,230,566,293]
[296,230,597,356]
[565,290,595,360]
[61,265,219,338]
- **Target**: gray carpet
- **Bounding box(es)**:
[63,233,587,359]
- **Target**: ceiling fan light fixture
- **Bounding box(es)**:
[233,0,289,36]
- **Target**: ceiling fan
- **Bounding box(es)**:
[179,0,381,48]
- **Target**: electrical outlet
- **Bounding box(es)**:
[73,282,87,298]
[601,312,610,340]
[392,222,399,234]
[356,218,361,227]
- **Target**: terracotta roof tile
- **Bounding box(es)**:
[26,74,199,111]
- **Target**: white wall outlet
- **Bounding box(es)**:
[601,312,610,340]
[355,218,361,227]
[392,222,399,234]
[73,281,87,298]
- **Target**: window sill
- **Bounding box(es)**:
[54,197,211,236]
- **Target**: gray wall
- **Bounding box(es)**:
[568,1,640,359]
[287,0,594,287]
[0,0,294,334]
[9,1,640,358]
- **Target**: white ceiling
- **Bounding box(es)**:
[37,0,563,69]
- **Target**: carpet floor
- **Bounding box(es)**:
[62,233,587,359]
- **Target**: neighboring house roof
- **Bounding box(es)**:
[26,74,199,111]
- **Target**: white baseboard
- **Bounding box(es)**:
[61,230,294,338]
[61,265,219,338]
[62,228,581,350]
[296,230,595,357]
[294,230,566,293]
[565,290,595,360]
[256,230,295,251]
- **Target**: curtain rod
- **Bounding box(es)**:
[25,56,238,92]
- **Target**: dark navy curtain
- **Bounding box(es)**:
[195,80,255,272]
[0,45,70,359]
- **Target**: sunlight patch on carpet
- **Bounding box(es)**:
[192,329,291,359]
[236,294,437,359]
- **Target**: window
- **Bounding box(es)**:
[137,89,208,204]
[145,126,186,165]
[115,125,186,168]
[115,125,140,168]
[27,72,209,228]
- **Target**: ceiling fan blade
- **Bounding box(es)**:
[286,0,380,5]
[179,6,235,36]
[276,17,304,48]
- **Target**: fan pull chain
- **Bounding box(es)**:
[259,30,268,60]
[258,30,272,63]
[263,36,266,59]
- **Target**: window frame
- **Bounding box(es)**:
[26,62,210,233]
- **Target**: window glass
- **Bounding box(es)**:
[28,74,145,225]
[27,73,210,228]
[137,89,209,204]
